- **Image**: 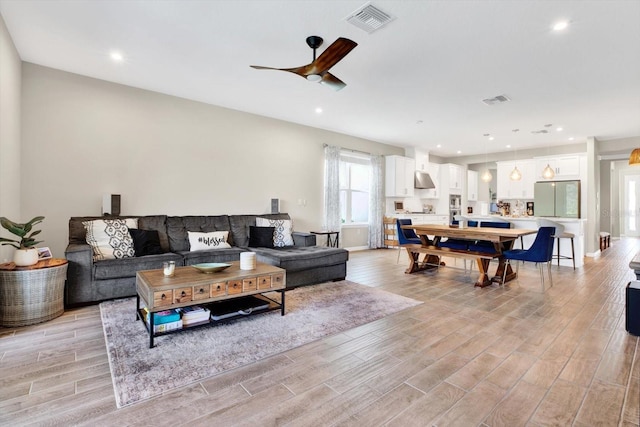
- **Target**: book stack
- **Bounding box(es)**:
[179,305,211,327]
[143,308,183,333]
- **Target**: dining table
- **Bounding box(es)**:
[402,223,538,287]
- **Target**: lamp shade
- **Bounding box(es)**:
[630,148,640,165]
[542,164,555,179]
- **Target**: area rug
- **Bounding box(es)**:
[100,280,422,408]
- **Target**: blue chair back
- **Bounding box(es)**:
[396,219,421,245]
[521,226,556,262]
[480,221,511,229]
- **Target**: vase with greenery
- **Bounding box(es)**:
[0,216,45,266]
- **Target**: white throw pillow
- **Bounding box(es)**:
[83,218,138,261]
[256,218,294,247]
[188,231,231,251]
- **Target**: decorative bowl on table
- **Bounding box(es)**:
[191,263,231,274]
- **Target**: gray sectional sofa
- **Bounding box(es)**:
[64,213,348,306]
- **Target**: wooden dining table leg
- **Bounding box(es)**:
[404,247,441,274]
[491,240,517,284]
[474,258,492,287]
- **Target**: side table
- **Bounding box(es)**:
[310,231,340,248]
[0,258,68,327]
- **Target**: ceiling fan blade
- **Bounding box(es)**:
[319,73,347,91]
[311,38,357,74]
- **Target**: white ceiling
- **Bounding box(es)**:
[1,0,639,158]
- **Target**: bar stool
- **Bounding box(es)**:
[536,218,575,270]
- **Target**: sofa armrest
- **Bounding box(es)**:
[64,243,94,306]
[293,232,316,247]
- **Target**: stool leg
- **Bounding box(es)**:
[557,237,561,267]
[570,237,575,270]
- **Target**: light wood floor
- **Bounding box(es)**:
[1,239,639,426]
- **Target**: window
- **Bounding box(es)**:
[339,152,371,224]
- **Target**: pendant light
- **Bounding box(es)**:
[481,169,493,182]
[542,163,555,179]
[629,148,640,165]
[510,165,522,181]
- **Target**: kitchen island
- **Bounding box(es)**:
[466,215,586,268]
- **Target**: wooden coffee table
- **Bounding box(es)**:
[136,261,286,348]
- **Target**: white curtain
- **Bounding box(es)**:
[323,145,341,232]
[368,154,384,248]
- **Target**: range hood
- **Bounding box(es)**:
[414,170,435,189]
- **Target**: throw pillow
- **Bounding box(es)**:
[256,217,294,247]
[83,218,138,261]
[249,226,275,248]
[128,229,164,257]
[188,231,232,251]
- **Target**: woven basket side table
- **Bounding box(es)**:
[0,259,68,327]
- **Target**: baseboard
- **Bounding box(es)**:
[345,246,370,252]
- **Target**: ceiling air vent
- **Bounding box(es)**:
[531,130,549,134]
[346,2,395,33]
[481,95,510,106]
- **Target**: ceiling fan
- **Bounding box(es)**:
[250,36,358,91]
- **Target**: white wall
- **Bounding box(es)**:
[0,15,21,262]
[20,63,402,256]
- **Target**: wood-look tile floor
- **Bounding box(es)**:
[1,239,639,426]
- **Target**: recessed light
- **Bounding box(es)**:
[110,51,124,62]
[456,150,462,154]
[436,144,442,148]
[315,107,323,114]
[569,137,575,141]
[556,127,563,132]
[553,21,569,31]
[488,136,495,141]
[506,144,511,148]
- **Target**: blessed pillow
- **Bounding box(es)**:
[255,218,294,247]
[188,231,231,251]
[249,226,275,248]
[83,218,138,261]
[128,229,164,257]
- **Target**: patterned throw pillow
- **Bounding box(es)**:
[83,218,138,261]
[256,218,294,247]
[187,231,232,251]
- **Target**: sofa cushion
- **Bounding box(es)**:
[129,229,164,256]
[166,216,231,252]
[69,215,169,251]
[83,218,138,261]
[256,217,294,247]
[247,246,349,272]
[188,231,231,250]
[249,226,275,248]
[93,252,183,280]
[180,248,245,265]
[229,213,292,247]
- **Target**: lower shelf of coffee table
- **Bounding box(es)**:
[138,293,285,348]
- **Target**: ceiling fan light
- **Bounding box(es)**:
[510,166,522,181]
[481,170,493,182]
[629,148,640,165]
[306,74,322,82]
[542,164,555,179]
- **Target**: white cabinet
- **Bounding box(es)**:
[467,170,478,201]
[496,159,535,199]
[447,164,464,191]
[385,155,415,197]
[534,155,583,180]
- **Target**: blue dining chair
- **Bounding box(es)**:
[396,219,422,263]
[501,226,556,290]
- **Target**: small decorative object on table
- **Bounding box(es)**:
[163,261,176,277]
[191,263,231,274]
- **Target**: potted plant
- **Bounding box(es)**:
[0,216,45,266]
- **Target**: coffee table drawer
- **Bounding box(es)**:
[243,278,257,292]
[174,287,192,304]
[257,275,272,290]
[228,280,243,295]
[192,284,211,300]
[271,273,285,289]
[153,290,174,307]
[210,282,226,298]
